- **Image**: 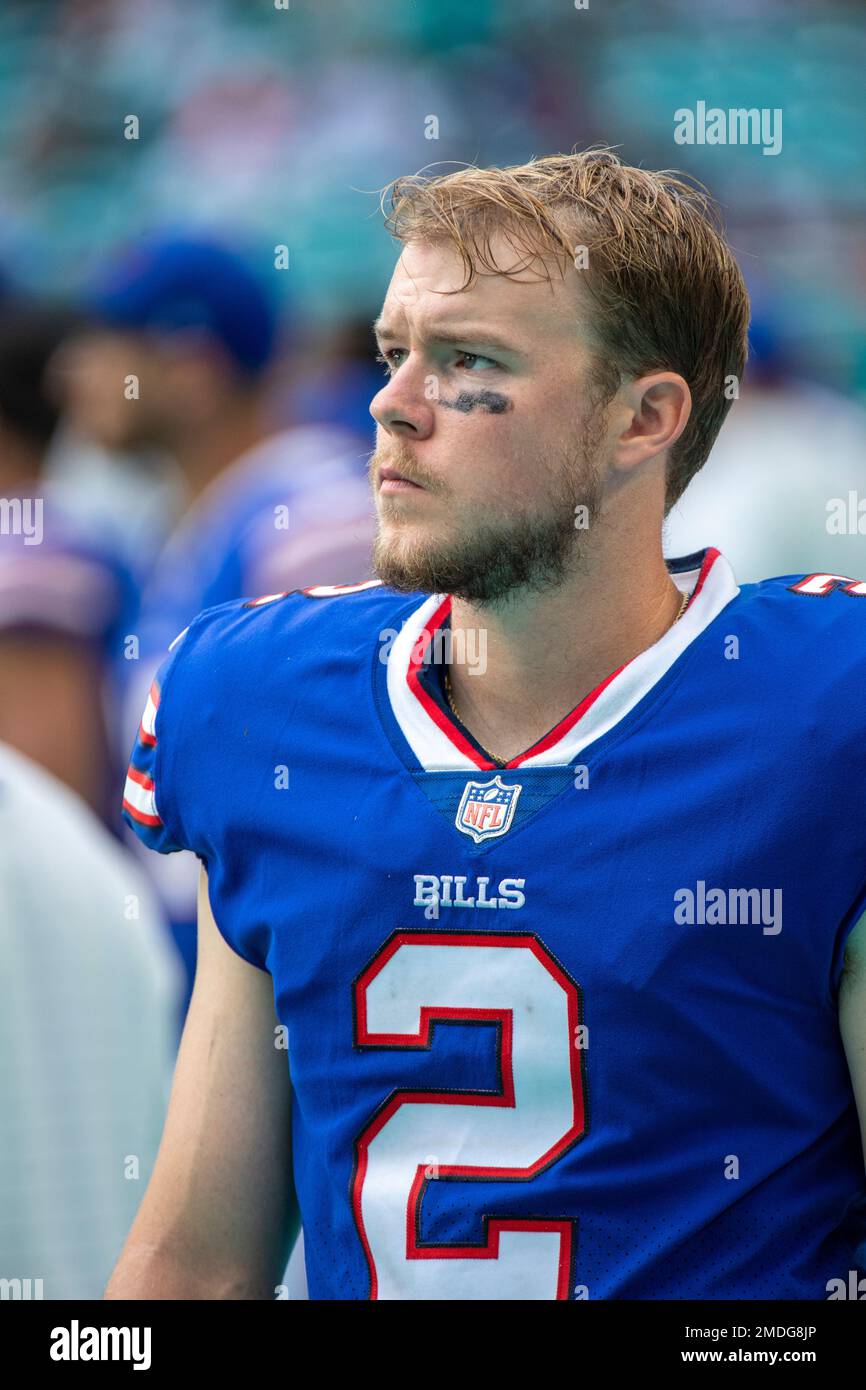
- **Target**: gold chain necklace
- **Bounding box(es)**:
[443,586,692,766]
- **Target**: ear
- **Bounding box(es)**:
[612,371,691,472]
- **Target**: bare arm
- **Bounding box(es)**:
[839,911,866,1173]
[105,865,299,1299]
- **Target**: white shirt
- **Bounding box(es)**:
[664,383,866,583]
[0,743,181,1299]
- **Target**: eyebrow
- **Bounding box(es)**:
[372,319,524,358]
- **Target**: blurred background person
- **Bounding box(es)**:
[60,234,377,683]
[0,298,140,824]
[59,233,376,1018]
[0,740,180,1299]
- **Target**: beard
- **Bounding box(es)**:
[369,420,606,606]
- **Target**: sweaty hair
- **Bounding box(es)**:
[380,148,750,512]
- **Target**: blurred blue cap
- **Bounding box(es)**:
[86,234,279,376]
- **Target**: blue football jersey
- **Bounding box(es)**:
[123,548,866,1300]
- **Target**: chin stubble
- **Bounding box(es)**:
[371,455,604,604]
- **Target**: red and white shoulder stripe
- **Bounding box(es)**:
[123,679,162,827]
[137,679,159,748]
[122,764,160,828]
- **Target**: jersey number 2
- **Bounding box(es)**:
[352,931,586,1299]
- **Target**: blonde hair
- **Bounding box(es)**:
[380,148,750,511]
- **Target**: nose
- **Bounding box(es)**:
[369,359,435,441]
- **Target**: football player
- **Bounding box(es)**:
[0,300,139,823]
[109,150,866,1300]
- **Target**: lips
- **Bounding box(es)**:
[378,464,424,490]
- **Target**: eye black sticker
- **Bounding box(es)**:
[438,390,512,414]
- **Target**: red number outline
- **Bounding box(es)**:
[351,930,588,1300]
[788,573,866,597]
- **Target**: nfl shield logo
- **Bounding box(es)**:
[455,774,521,844]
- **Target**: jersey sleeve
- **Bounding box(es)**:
[121,626,191,854]
[119,600,276,973]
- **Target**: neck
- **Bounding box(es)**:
[172,394,268,505]
[447,528,683,765]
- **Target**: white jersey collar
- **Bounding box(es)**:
[384,548,739,772]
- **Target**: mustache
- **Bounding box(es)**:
[368,443,440,492]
